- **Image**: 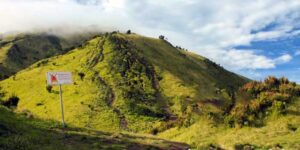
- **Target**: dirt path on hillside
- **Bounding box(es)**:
[151,69,178,121]
[94,69,128,130]
[88,38,129,131]
[88,39,105,67]
[104,84,128,130]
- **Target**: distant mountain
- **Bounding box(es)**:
[0,33,98,80]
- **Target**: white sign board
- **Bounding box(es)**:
[47,72,72,85]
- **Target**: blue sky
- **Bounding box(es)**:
[235,33,300,83]
[0,0,299,83]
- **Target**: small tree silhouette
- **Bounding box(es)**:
[2,94,19,108]
[159,35,165,40]
[78,72,85,80]
[46,85,53,93]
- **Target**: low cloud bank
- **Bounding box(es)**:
[1,0,300,72]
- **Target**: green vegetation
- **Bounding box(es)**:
[46,85,53,93]
[0,106,189,150]
[226,76,300,127]
[0,33,247,133]
[159,97,300,149]
[0,32,299,149]
[159,77,300,149]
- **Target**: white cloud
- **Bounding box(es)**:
[0,0,299,70]
[274,54,293,64]
[201,49,292,70]
[0,0,132,34]
[295,51,300,56]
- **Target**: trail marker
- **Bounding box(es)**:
[47,72,72,127]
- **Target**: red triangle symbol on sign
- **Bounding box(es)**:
[51,74,58,83]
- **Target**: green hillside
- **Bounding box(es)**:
[1,32,299,149]
[0,33,248,133]
[0,33,98,80]
[0,106,189,150]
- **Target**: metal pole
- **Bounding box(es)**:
[59,84,65,127]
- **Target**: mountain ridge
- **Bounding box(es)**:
[0,32,248,132]
[1,32,299,149]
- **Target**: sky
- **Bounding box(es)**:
[0,0,299,83]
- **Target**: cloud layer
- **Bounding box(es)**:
[1,0,300,72]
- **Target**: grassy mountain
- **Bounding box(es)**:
[0,106,189,150]
[0,33,98,80]
[1,32,298,149]
[0,33,248,133]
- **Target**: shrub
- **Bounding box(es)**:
[224,115,235,127]
[227,76,299,127]
[126,30,131,34]
[279,77,289,84]
[231,104,248,119]
[264,76,280,90]
[230,104,250,126]
[46,85,52,93]
[2,95,20,108]
[279,83,298,95]
[78,72,85,80]
[249,100,260,112]
[241,81,263,97]
[0,87,5,100]
[111,31,118,34]
[150,128,159,135]
[272,101,285,113]
[158,35,165,40]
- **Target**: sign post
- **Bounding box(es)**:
[47,72,72,127]
[59,84,65,127]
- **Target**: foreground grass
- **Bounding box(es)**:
[0,106,189,150]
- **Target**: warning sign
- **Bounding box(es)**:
[47,72,72,85]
